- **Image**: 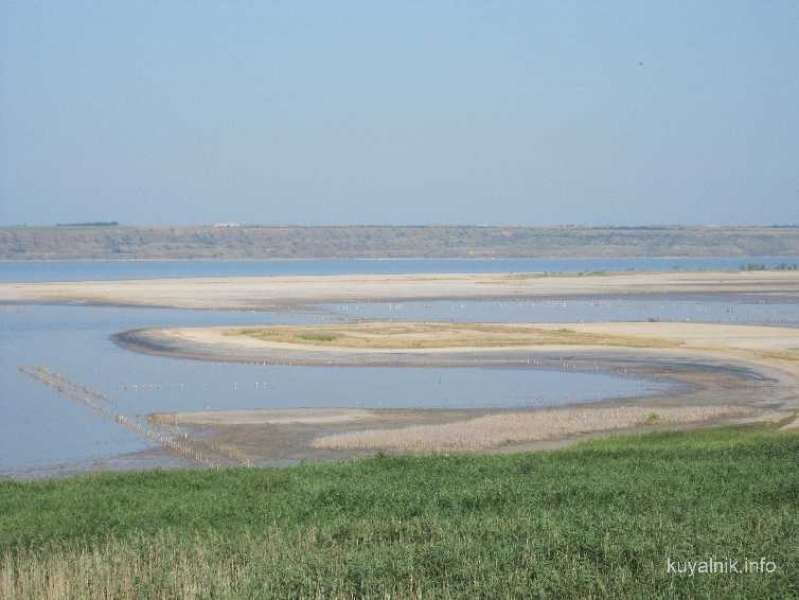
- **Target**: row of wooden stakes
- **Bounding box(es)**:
[18,365,253,468]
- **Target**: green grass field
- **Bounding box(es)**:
[2,424,798,599]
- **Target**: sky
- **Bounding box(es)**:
[1,1,797,227]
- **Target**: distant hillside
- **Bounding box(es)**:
[55,221,120,227]
[2,225,799,260]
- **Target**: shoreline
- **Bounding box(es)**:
[111,321,799,459]
[6,272,798,471]
[3,270,799,309]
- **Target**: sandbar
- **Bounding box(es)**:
[2,270,799,309]
[126,321,798,458]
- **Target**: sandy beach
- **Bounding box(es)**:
[117,321,799,375]
[6,270,798,463]
[126,320,799,458]
[2,270,799,309]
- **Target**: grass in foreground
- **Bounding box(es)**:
[1,424,798,599]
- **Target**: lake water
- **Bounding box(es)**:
[2,256,799,282]
[2,258,798,477]
[1,304,669,477]
[319,297,799,327]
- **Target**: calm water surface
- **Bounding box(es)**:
[0,304,669,477]
[2,258,798,477]
[2,256,799,282]
[319,297,799,327]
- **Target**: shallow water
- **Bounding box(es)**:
[0,304,668,477]
[2,257,799,477]
[319,297,799,327]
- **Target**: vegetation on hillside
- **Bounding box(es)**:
[2,225,799,260]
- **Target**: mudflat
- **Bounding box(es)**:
[125,320,799,458]
[2,270,799,309]
[150,408,377,426]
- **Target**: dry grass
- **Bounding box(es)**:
[3,425,798,598]
[756,350,799,363]
[312,405,754,452]
[228,322,679,350]
[0,533,273,600]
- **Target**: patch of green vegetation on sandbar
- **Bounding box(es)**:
[297,333,339,342]
[1,424,798,598]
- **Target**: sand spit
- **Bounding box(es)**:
[312,405,755,452]
[3,270,799,309]
[150,408,377,426]
[123,320,798,462]
[116,322,799,382]
[118,321,799,421]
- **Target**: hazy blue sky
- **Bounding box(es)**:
[1,1,797,226]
